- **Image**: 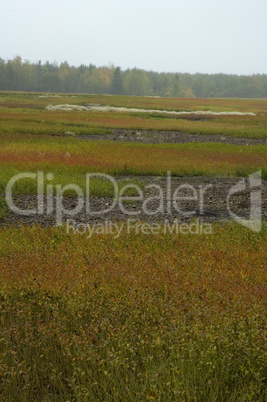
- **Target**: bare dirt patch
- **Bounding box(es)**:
[2,177,266,227]
[77,129,266,146]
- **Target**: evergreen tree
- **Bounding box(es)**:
[111,67,124,94]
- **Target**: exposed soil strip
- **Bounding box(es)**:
[2,176,266,227]
[77,129,267,146]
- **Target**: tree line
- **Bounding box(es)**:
[1,56,267,98]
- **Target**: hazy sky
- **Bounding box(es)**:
[1,0,266,75]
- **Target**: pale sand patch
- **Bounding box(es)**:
[45,103,256,116]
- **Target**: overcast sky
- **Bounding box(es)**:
[1,0,266,75]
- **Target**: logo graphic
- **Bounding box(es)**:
[227,170,262,232]
[5,170,263,234]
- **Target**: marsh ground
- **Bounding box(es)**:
[0,93,266,401]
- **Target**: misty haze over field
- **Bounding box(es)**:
[1,0,267,76]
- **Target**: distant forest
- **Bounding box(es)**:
[1,56,267,98]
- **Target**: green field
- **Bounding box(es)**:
[0,93,266,401]
[1,92,267,138]
[0,223,266,401]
